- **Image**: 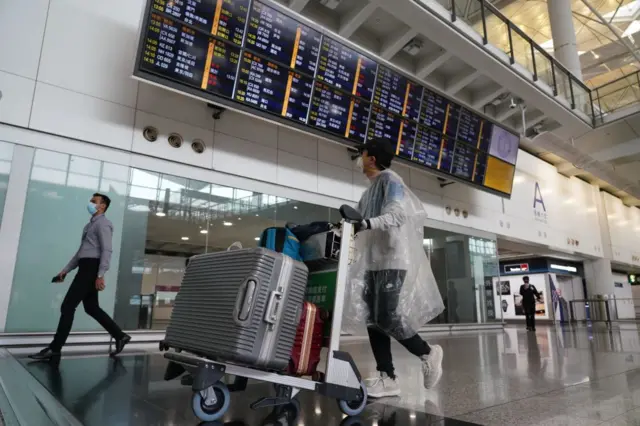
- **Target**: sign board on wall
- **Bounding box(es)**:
[504,263,529,273]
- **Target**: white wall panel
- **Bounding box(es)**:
[317,162,352,201]
[317,139,353,170]
[277,150,318,193]
[0,72,36,128]
[0,0,49,79]
[277,127,318,160]
[136,84,215,130]
[132,111,214,169]
[212,131,277,183]
[215,110,278,149]
[37,0,143,107]
[29,83,135,151]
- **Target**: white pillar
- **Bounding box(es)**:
[583,190,614,297]
[547,0,583,80]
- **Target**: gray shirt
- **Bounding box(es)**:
[63,214,113,277]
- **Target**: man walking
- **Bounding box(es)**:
[519,276,541,331]
[30,193,130,361]
[351,140,444,398]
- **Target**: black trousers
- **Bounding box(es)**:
[364,270,431,379]
[50,258,123,352]
[524,304,536,330]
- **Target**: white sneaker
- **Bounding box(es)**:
[421,344,443,389]
[365,372,401,398]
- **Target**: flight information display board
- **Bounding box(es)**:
[135,0,520,197]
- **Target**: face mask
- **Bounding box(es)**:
[87,202,98,215]
[356,156,364,172]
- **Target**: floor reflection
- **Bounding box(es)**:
[20,355,479,426]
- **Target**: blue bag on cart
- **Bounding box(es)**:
[259,227,302,261]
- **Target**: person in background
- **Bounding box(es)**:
[30,193,130,361]
[519,276,541,331]
[352,140,444,398]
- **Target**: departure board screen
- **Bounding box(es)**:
[245,2,321,74]
[316,38,377,101]
[308,82,370,142]
[140,12,239,98]
[373,67,422,121]
[153,0,249,46]
[235,51,313,122]
[135,0,520,197]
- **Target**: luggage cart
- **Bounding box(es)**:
[159,206,367,422]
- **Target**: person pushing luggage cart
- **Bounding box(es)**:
[344,140,445,398]
[159,204,369,422]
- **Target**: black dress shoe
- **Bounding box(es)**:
[28,347,60,361]
[110,334,131,357]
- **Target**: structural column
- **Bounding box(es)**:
[547,0,583,80]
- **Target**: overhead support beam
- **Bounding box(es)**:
[288,0,310,12]
[580,0,640,65]
[518,112,546,132]
[495,104,521,122]
[472,85,507,109]
[380,28,418,60]
[590,138,640,162]
[339,1,379,38]
[415,50,452,79]
[445,69,480,95]
[556,162,581,176]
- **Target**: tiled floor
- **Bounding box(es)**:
[14,324,640,425]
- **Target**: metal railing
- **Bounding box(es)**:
[568,297,640,324]
[416,0,640,126]
[591,69,640,124]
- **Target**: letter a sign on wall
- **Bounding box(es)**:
[533,182,548,223]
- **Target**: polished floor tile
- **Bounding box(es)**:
[13,324,640,425]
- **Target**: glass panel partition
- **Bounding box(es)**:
[424,226,499,324]
[423,0,640,126]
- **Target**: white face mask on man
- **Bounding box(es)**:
[356,156,364,172]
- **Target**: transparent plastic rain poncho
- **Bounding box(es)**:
[343,170,444,340]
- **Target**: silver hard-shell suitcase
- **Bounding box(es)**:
[165,248,308,371]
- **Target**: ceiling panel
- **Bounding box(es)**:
[359,8,408,41]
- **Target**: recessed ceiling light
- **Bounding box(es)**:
[156,212,166,217]
[294,206,298,209]
[255,237,260,241]
[181,236,189,241]
[238,217,242,220]
[255,214,259,216]
[223,221,233,226]
[200,229,208,234]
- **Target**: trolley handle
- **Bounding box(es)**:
[339,205,362,224]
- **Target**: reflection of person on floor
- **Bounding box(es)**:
[519,276,541,332]
[30,193,131,362]
[350,140,444,399]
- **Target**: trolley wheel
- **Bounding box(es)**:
[191,382,230,422]
[337,380,368,417]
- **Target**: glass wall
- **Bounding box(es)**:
[111,169,339,330]
[6,150,128,332]
[424,227,500,324]
[4,145,500,332]
[0,142,15,225]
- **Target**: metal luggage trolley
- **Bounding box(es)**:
[159,206,367,422]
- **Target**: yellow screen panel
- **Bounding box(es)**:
[484,156,515,194]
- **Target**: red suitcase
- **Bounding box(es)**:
[288,302,325,378]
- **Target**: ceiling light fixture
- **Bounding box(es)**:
[181,236,189,241]
[293,206,298,209]
[156,212,166,217]
[200,229,208,234]
[255,237,260,241]
[223,221,233,226]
